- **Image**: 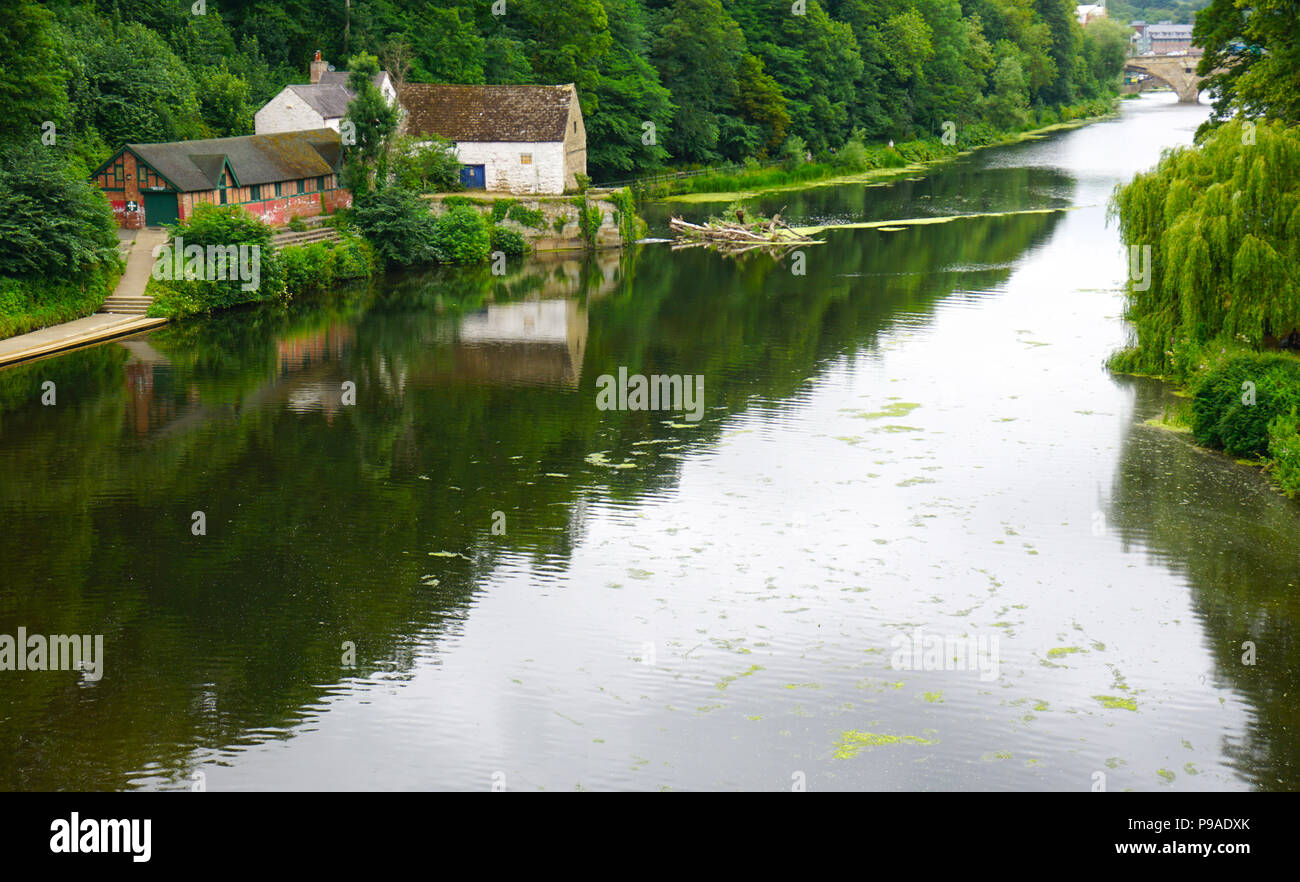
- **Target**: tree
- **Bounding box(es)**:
[984,55,1031,129]
[1195,0,1300,128]
[651,0,748,162]
[0,0,69,145]
[341,53,399,197]
[0,143,119,279]
[582,0,675,180]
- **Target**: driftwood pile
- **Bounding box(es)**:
[669,209,820,256]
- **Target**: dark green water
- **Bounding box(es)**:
[2,94,1297,791]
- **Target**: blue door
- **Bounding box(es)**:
[459,165,486,190]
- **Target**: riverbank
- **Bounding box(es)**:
[650,99,1119,204]
[1112,345,1300,500]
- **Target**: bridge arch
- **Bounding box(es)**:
[1124,54,1207,103]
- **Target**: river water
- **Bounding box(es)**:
[2,93,1296,791]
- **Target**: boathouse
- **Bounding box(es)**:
[91,129,348,229]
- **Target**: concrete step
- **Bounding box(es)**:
[272,228,342,248]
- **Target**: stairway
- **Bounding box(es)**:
[101,227,168,316]
[271,226,342,248]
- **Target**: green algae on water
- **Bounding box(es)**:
[1093,695,1138,711]
[833,730,936,759]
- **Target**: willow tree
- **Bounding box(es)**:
[1110,119,1300,374]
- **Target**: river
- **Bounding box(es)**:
[2,92,1296,792]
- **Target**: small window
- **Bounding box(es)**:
[573,122,577,132]
[317,176,326,191]
[250,185,261,201]
[274,182,283,197]
[520,153,532,165]
[297,179,305,194]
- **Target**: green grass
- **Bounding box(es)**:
[0,263,120,340]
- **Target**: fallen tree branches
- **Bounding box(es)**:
[669,212,822,256]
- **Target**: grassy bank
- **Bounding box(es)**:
[648,98,1118,203]
[1107,118,1300,500]
[1112,344,1300,500]
[0,263,121,339]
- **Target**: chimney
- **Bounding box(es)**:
[309,50,328,84]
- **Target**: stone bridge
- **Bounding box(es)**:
[1124,53,1210,103]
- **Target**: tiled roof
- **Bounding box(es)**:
[317,70,388,91]
[126,130,342,192]
[287,84,354,120]
[399,83,577,143]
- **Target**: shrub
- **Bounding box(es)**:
[1267,410,1300,498]
[352,186,440,266]
[279,234,377,294]
[836,128,871,173]
[432,204,492,263]
[147,203,285,315]
[1190,353,1300,457]
[578,204,603,248]
[0,264,118,339]
[506,203,545,229]
[0,143,121,279]
[490,225,528,257]
[390,134,462,193]
[780,134,808,171]
[287,215,308,232]
[491,198,517,223]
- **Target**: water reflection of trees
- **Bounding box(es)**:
[0,206,1061,789]
[1105,376,1300,791]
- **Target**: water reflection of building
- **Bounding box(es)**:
[120,339,179,437]
[274,324,356,418]
[454,298,588,387]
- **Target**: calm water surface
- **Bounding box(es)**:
[3,93,1297,791]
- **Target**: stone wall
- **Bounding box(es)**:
[427,190,627,252]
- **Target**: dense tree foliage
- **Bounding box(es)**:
[1195,0,1300,129]
[1112,119,1300,375]
[21,0,1126,181]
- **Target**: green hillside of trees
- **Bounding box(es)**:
[11,0,1130,181]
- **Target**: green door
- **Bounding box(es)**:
[143,190,179,227]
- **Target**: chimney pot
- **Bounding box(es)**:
[309,51,328,84]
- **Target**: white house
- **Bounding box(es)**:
[398,83,587,195]
[255,52,397,135]
[1075,3,1107,26]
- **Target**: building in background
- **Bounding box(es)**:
[1076,3,1107,26]
[91,129,347,229]
[255,51,397,135]
[1131,20,1196,55]
[399,83,587,195]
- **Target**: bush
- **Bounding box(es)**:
[431,204,491,263]
[1190,353,1300,457]
[0,143,121,279]
[352,186,440,266]
[287,215,308,232]
[279,234,377,294]
[147,203,285,316]
[0,264,118,339]
[506,203,545,229]
[490,198,517,223]
[578,204,603,248]
[490,225,528,257]
[1267,410,1300,498]
[836,128,871,173]
[390,134,463,193]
